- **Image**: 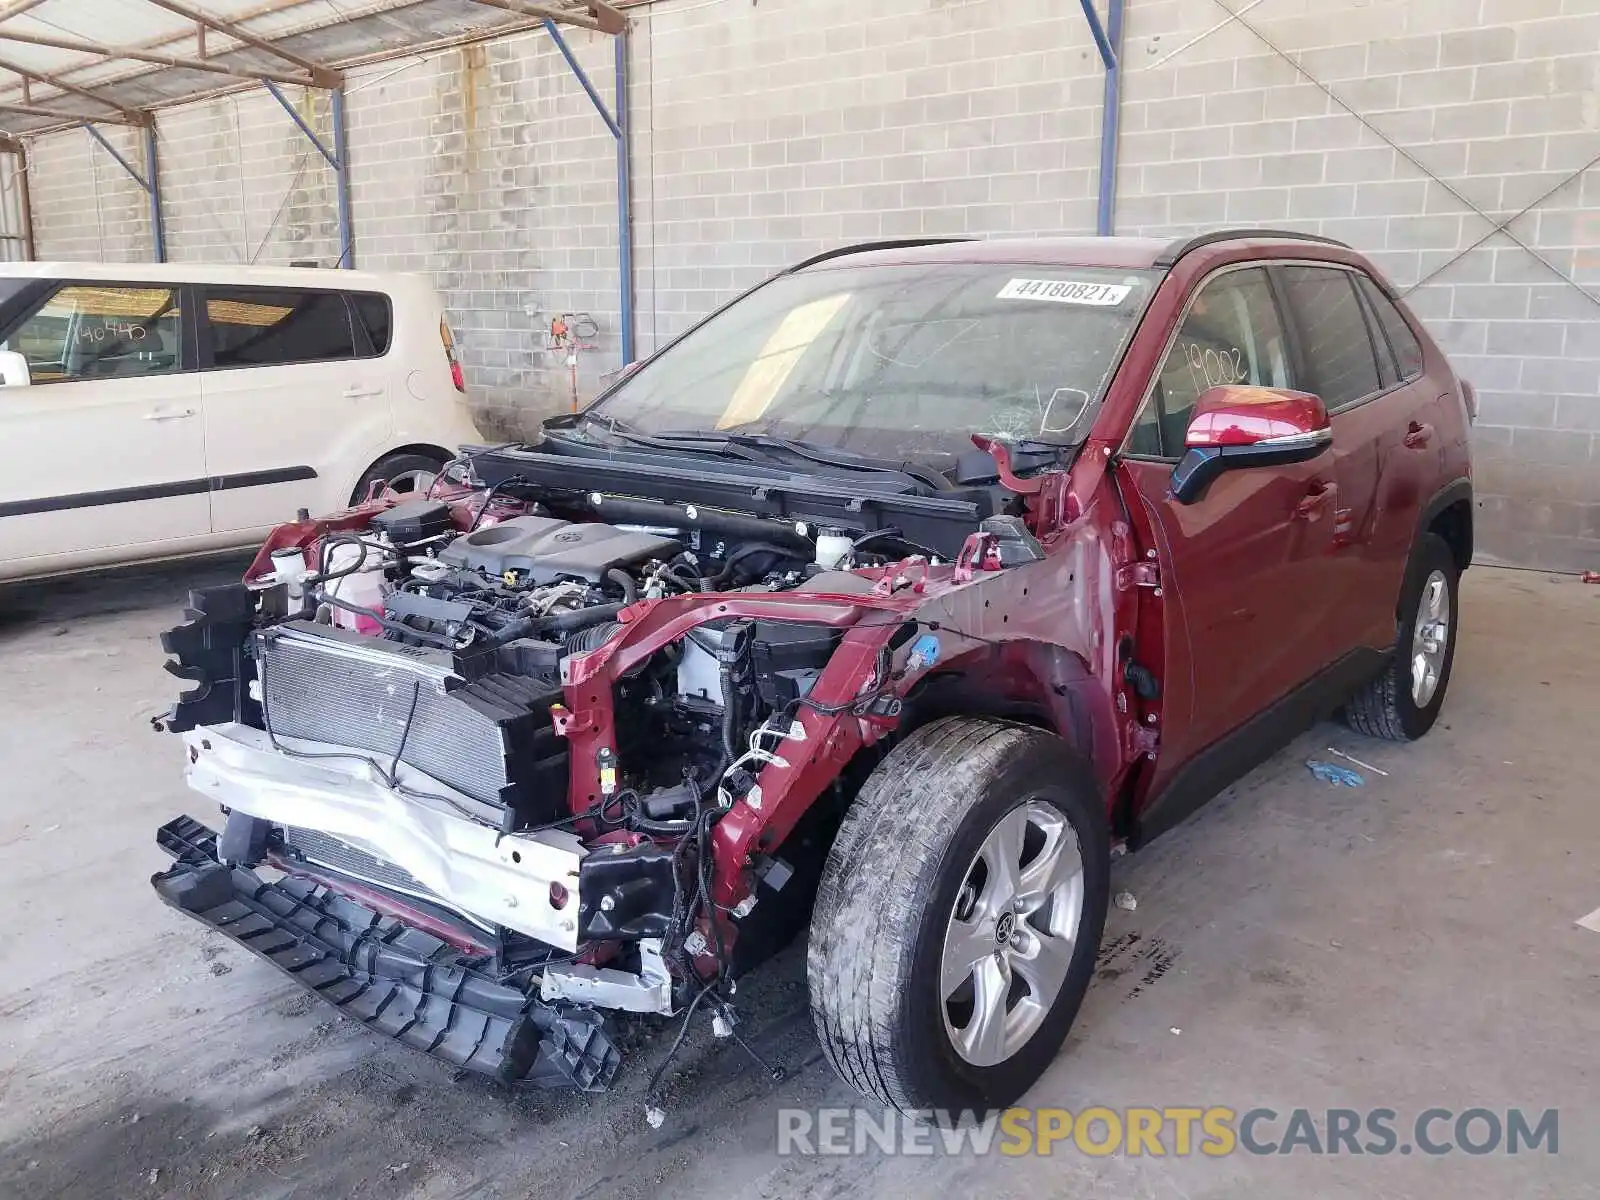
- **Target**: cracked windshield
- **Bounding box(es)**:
[584,262,1159,468]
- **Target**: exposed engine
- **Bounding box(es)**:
[245,497,843,832]
[153,487,896,1078]
[149,437,1016,1095]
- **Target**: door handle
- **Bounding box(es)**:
[1294,481,1337,521]
[142,408,196,421]
[343,386,383,399]
[1403,420,1434,449]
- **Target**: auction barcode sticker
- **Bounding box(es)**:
[997,279,1132,306]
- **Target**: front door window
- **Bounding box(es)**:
[7,285,181,383]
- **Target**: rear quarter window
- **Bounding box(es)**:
[1356,275,1424,381]
[350,292,392,356]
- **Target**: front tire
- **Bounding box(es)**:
[807,717,1109,1113]
[1342,531,1459,741]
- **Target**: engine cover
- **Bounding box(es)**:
[438,515,680,584]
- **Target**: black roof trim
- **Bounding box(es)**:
[1155,228,1351,268]
[785,238,975,274]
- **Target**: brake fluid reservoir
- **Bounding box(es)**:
[269,548,310,603]
[815,529,853,571]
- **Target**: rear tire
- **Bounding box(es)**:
[807,717,1109,1114]
[350,451,446,506]
[1342,532,1459,741]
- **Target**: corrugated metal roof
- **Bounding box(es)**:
[0,0,624,135]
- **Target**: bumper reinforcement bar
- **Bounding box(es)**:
[151,815,620,1091]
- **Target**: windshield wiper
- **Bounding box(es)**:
[650,429,954,491]
[568,413,953,489]
[556,415,768,462]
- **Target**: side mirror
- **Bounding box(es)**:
[1170,385,1330,505]
[0,349,30,388]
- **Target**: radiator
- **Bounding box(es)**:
[259,622,504,804]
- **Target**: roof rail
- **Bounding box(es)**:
[786,237,975,273]
[1154,228,1350,268]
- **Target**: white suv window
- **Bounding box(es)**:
[205,287,357,368]
[7,284,182,383]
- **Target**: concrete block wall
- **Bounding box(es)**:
[159,89,341,266]
[1112,0,1600,571]
[635,0,1109,347]
[32,125,154,262]
[20,0,1600,569]
[344,32,622,436]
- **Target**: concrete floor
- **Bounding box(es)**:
[0,560,1595,1199]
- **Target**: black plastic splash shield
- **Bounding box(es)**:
[152,815,619,1091]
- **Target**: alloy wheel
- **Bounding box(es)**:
[941,800,1085,1067]
[1411,569,1451,707]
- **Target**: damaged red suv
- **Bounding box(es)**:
[153,229,1473,1115]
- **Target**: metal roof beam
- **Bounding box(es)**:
[139,0,342,87]
[467,0,618,35]
[583,1,626,34]
[0,0,47,21]
[0,99,145,126]
[0,27,317,87]
[0,52,151,125]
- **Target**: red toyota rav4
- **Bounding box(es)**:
[153,229,1472,1117]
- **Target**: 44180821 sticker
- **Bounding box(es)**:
[996,278,1132,306]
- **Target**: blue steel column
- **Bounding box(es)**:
[84,123,166,262]
[263,79,353,267]
[1096,0,1125,236]
[331,86,353,267]
[614,28,634,365]
[144,124,166,261]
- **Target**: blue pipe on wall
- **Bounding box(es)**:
[614,30,635,365]
[1096,0,1126,236]
[331,87,354,267]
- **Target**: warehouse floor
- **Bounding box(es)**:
[0,561,1595,1199]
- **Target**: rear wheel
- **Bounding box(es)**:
[807,717,1109,1113]
[350,451,446,506]
[1342,531,1459,741]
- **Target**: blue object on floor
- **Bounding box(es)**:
[1307,760,1365,787]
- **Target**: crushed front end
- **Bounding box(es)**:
[149,449,1055,1091]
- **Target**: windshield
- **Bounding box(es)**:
[582,263,1158,463]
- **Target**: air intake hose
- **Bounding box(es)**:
[565,620,622,656]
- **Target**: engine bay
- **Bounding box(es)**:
[147,420,1072,1100]
[253,494,863,834]
[155,454,973,1008]
[145,416,1095,1101]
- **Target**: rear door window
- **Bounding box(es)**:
[203,287,357,368]
[6,284,182,382]
[349,292,392,355]
[1355,274,1424,381]
[1276,266,1383,410]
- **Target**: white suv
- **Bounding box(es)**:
[0,262,483,583]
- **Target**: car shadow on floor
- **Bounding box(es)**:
[0,554,254,640]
